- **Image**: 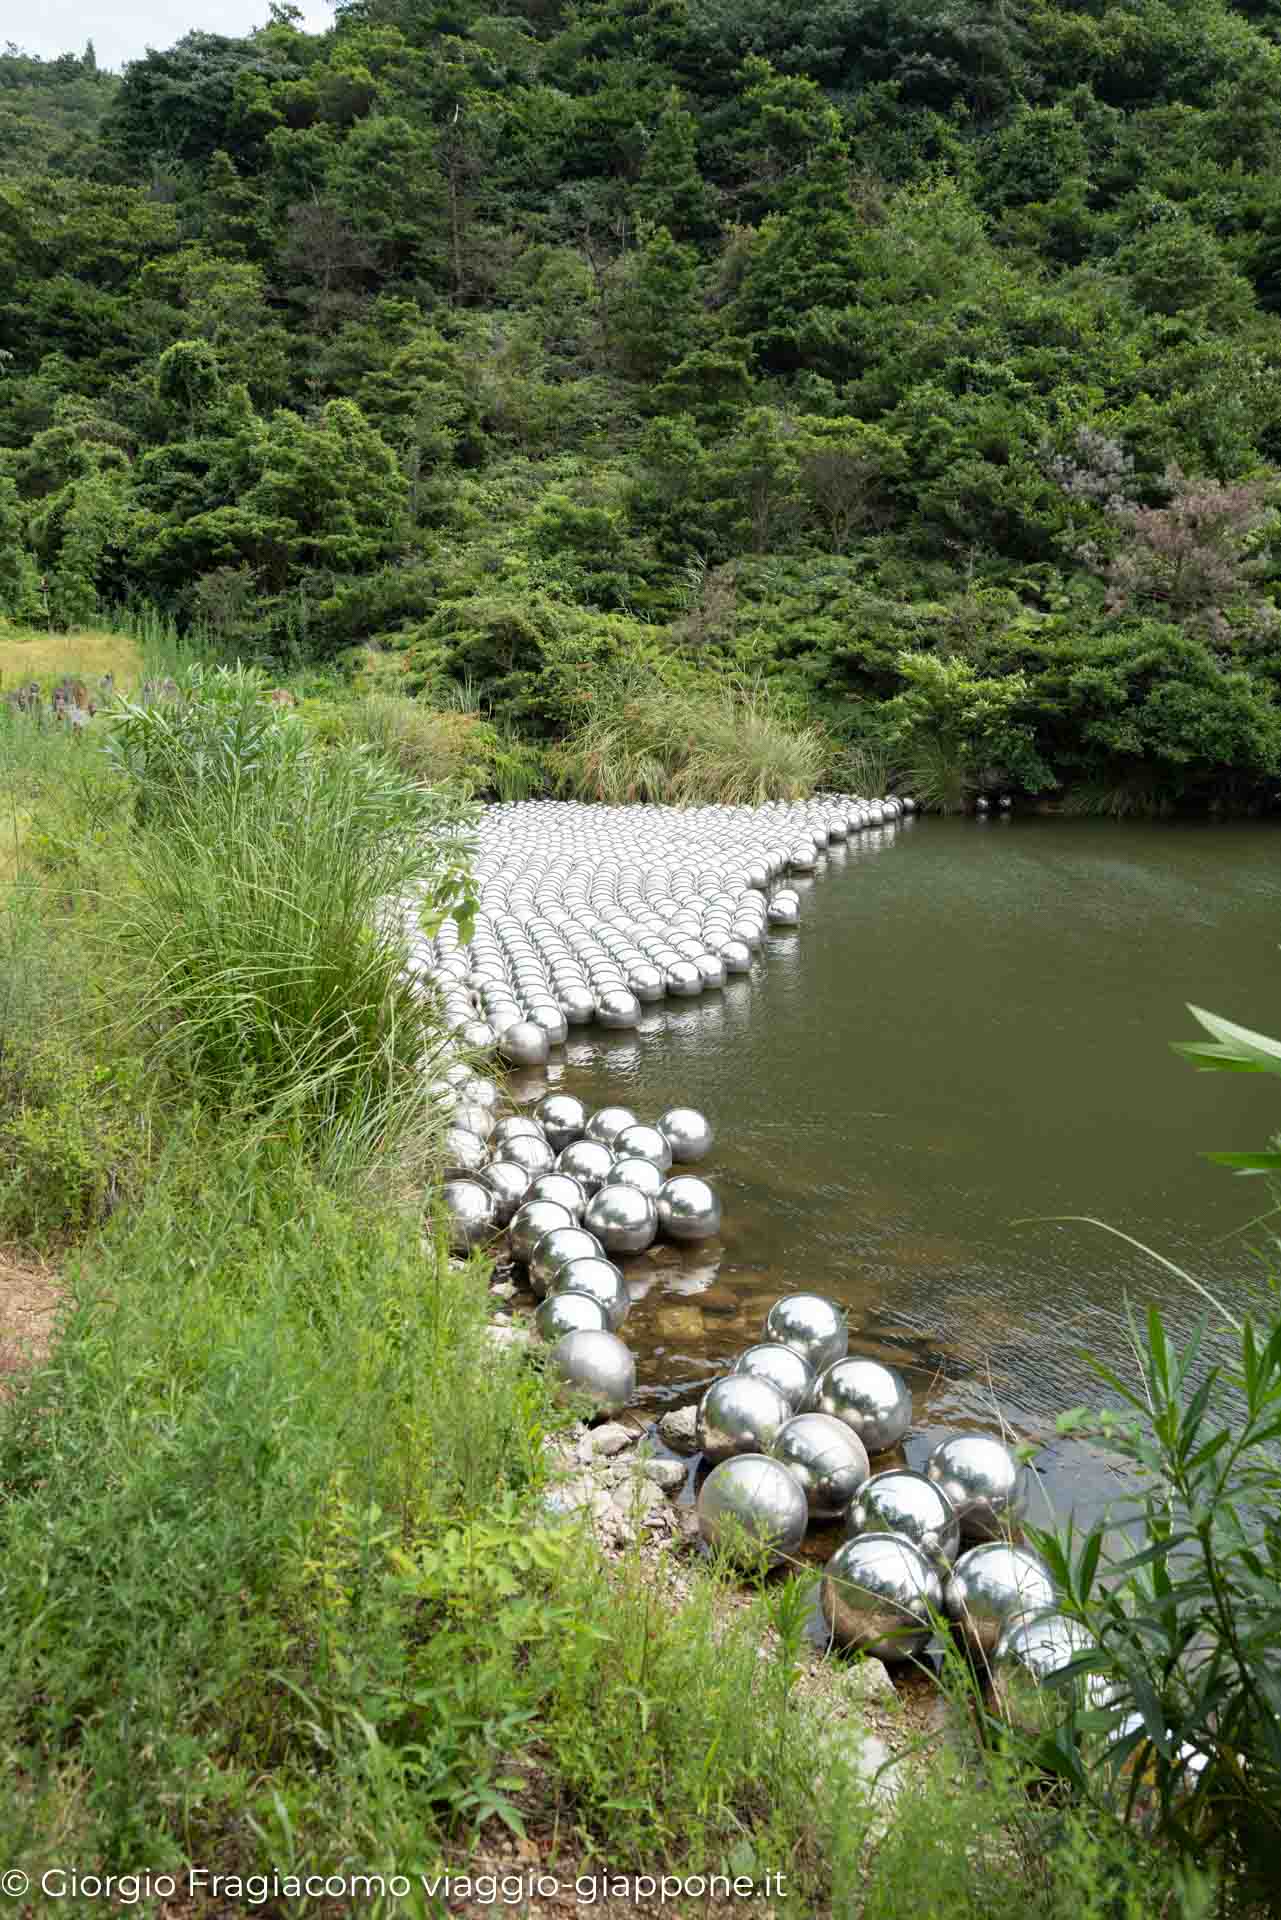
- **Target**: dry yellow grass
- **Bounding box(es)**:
[0,625,144,691]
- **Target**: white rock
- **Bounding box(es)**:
[657,1405,699,1454]
[641,1457,688,1493]
[484,1323,530,1351]
[591,1422,634,1457]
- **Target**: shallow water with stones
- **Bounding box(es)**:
[501,812,1281,1531]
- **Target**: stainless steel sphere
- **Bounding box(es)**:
[656,1175,721,1241]
[844,1470,961,1570]
[943,1543,1057,1657]
[480,1159,534,1225]
[454,1102,496,1139]
[771,1413,870,1520]
[548,1329,636,1414]
[665,959,703,996]
[605,1156,666,1199]
[501,1132,557,1178]
[584,1107,638,1148]
[535,1289,610,1342]
[459,1020,497,1052]
[559,984,597,1024]
[493,1115,546,1150]
[696,1375,792,1464]
[992,1613,1106,1732]
[529,1224,606,1298]
[768,895,799,926]
[443,1126,488,1177]
[762,1295,848,1373]
[525,1002,569,1045]
[696,1454,809,1568]
[657,1106,714,1163]
[583,1183,658,1255]
[597,987,640,1028]
[498,1020,551,1067]
[809,1358,913,1456]
[525,1172,587,1220]
[552,1255,629,1331]
[926,1432,1029,1542]
[612,1123,673,1171]
[507,1198,575,1266]
[734,1343,815,1410]
[556,1138,616,1196]
[440,1178,498,1251]
[820,1533,943,1661]
[535,1092,588,1153]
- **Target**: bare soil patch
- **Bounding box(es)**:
[0,1247,62,1394]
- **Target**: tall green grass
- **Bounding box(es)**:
[554,665,829,805]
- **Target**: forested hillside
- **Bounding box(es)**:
[8,0,1281,808]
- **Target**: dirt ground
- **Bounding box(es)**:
[0,1246,62,1395]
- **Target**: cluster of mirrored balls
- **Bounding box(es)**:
[441,1096,719,1417]
[691,1292,1095,1707]
[406,794,912,1062]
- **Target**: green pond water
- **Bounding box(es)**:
[509,814,1281,1529]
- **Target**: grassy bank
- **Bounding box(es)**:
[0,659,1228,1916]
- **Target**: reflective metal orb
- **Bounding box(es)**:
[535,1289,610,1342]
[480,1159,534,1225]
[696,1375,792,1464]
[763,1295,848,1373]
[493,1116,547,1150]
[612,1123,673,1172]
[556,1138,616,1196]
[844,1469,961,1569]
[597,988,641,1028]
[657,1106,714,1163]
[441,1178,498,1251]
[552,1255,629,1331]
[771,1413,870,1519]
[821,1533,942,1660]
[501,1132,557,1178]
[665,959,703,996]
[454,1101,495,1140]
[548,1328,636,1414]
[525,1172,587,1220]
[583,1183,658,1254]
[605,1156,666,1199]
[443,1126,488,1177]
[498,1020,551,1066]
[656,1175,721,1241]
[926,1432,1029,1542]
[535,1092,588,1153]
[992,1612,1107,1733]
[734,1343,816,1410]
[507,1198,575,1266]
[809,1358,913,1456]
[584,1107,638,1148]
[943,1543,1057,1657]
[696,1454,809,1568]
[529,1224,606,1298]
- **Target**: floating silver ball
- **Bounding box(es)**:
[584,1107,638,1148]
[657,1107,714,1163]
[734,1343,815,1410]
[597,987,640,1028]
[771,1413,870,1520]
[454,1101,496,1140]
[559,985,596,1024]
[529,1224,606,1298]
[605,1156,666,1199]
[721,939,752,973]
[696,1375,792,1464]
[480,1160,534,1225]
[525,1001,569,1045]
[844,1470,961,1570]
[556,1138,616,1196]
[943,1543,1057,1657]
[809,1357,913,1456]
[535,1290,609,1342]
[493,1115,547,1150]
[525,1172,587,1220]
[461,1074,500,1110]
[440,1178,497,1251]
[656,1175,721,1241]
[508,1198,575,1266]
[763,1295,848,1373]
[696,1455,808,1568]
[992,1613,1107,1732]
[665,959,703,996]
[535,1093,588,1153]
[583,1183,658,1255]
[820,1533,943,1661]
[443,1126,488,1177]
[768,896,799,926]
[548,1329,636,1414]
[926,1432,1028,1542]
[500,1132,557,1177]
[498,1020,551,1066]
[612,1124,673,1172]
[459,1020,497,1052]
[552,1255,629,1331]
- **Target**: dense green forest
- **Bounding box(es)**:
[8,0,1281,808]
